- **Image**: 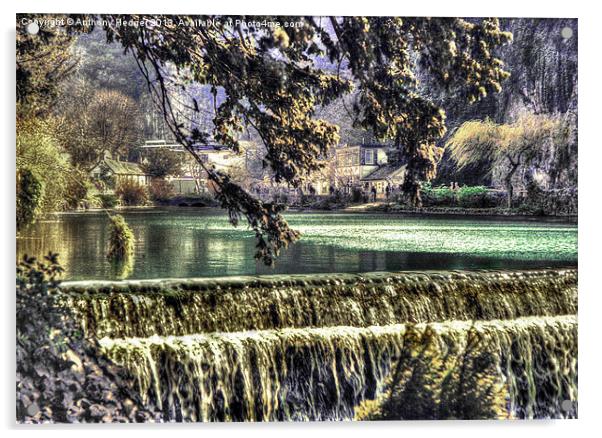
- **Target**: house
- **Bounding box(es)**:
[91,157,151,188]
[333,143,406,197]
[139,140,247,194]
[361,164,407,199]
[335,144,390,188]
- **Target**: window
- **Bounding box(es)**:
[364,149,375,165]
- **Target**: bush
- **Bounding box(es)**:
[148,179,175,202]
[457,186,502,208]
[419,183,504,209]
[115,180,148,206]
[17,116,71,213]
[106,214,135,261]
[421,183,456,207]
[63,170,97,210]
[351,187,365,203]
[522,182,577,216]
[16,168,44,232]
[308,193,349,210]
[148,179,174,202]
[98,193,119,209]
[16,253,160,423]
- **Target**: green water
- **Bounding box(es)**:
[16,208,577,280]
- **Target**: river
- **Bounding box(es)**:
[16,208,577,280]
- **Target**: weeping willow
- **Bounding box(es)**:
[446,113,569,207]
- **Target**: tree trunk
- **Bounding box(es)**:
[504,163,520,208]
[505,178,513,208]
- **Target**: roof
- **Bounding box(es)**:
[139,143,231,153]
[103,158,148,176]
[362,164,406,181]
[358,143,392,149]
[337,143,391,150]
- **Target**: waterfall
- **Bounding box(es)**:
[99,316,577,421]
[61,269,577,338]
[60,269,578,421]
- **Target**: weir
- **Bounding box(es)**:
[61,268,577,421]
[61,269,577,338]
[100,316,578,421]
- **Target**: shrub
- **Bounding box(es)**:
[522,182,577,216]
[17,117,71,213]
[149,179,175,202]
[419,183,504,209]
[308,193,349,210]
[63,170,98,210]
[16,168,44,232]
[115,180,148,206]
[351,187,365,203]
[421,183,456,207]
[98,193,119,209]
[106,214,135,261]
[457,186,502,208]
[16,253,160,423]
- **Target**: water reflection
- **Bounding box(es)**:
[16,208,578,280]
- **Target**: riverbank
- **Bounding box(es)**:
[50,203,579,224]
[354,202,578,222]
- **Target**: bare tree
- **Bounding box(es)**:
[56,79,143,171]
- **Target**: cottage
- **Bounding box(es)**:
[335,144,390,187]
[361,164,407,200]
[139,140,248,194]
[91,158,151,188]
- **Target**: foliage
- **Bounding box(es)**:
[17,15,79,116]
[96,162,117,190]
[98,193,119,209]
[16,116,73,214]
[16,253,160,422]
[419,183,503,208]
[16,168,44,232]
[355,325,508,420]
[17,16,83,221]
[447,113,567,207]
[111,256,135,280]
[16,253,65,331]
[432,19,577,190]
[457,186,497,208]
[522,183,577,216]
[106,214,135,261]
[115,180,148,206]
[141,149,185,179]
[64,169,98,210]
[420,183,456,207]
[148,179,176,202]
[17,116,93,215]
[305,193,349,210]
[351,187,365,204]
[56,80,143,171]
[57,14,511,264]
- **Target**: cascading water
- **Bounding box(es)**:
[61,269,577,338]
[60,269,578,421]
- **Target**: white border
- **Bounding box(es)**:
[3,1,600,437]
